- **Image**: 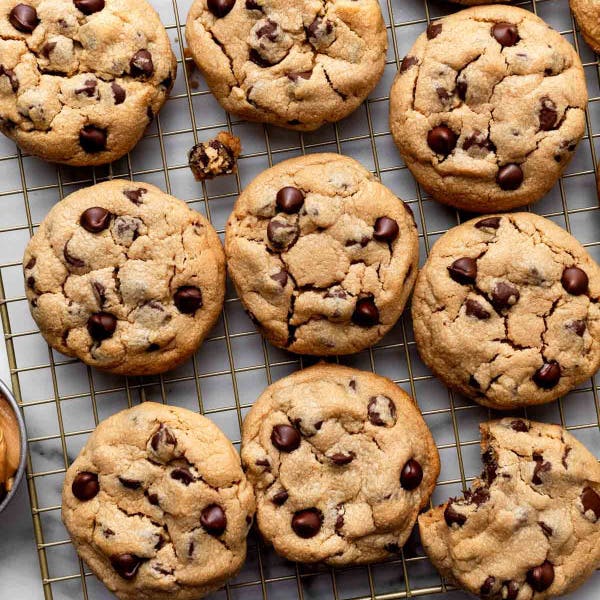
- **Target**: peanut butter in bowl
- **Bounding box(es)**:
[0,393,20,502]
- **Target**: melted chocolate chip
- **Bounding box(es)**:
[497,164,523,190]
[330,452,355,466]
[427,125,457,156]
[111,82,126,104]
[367,396,397,427]
[72,471,99,500]
[539,521,553,536]
[41,41,56,58]
[271,269,288,287]
[539,97,558,131]
[444,501,466,527]
[9,4,38,33]
[0,65,18,92]
[255,458,270,467]
[561,266,588,295]
[245,0,261,9]
[272,490,289,505]
[400,459,423,490]
[448,257,477,284]
[79,125,107,153]
[267,218,299,250]
[81,207,111,233]
[147,493,159,506]
[511,419,529,432]
[566,319,586,337]
[491,281,520,310]
[64,243,84,267]
[475,217,501,231]
[480,576,496,597]
[123,188,147,205]
[119,477,141,490]
[462,130,495,153]
[373,217,399,242]
[291,508,322,538]
[111,553,143,580]
[74,0,105,14]
[352,296,379,327]
[76,78,97,97]
[276,186,304,213]
[271,424,301,452]
[87,312,117,341]
[130,49,154,78]
[503,581,519,600]
[401,55,418,72]
[174,286,203,314]
[150,423,176,452]
[426,22,442,40]
[287,70,312,82]
[526,560,554,592]
[533,361,561,389]
[532,452,551,484]
[465,299,490,320]
[482,448,498,484]
[201,504,227,535]
[491,22,519,47]
[581,487,600,520]
[208,0,236,18]
[466,487,490,506]
[171,467,194,485]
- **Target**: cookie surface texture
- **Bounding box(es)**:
[389,6,587,212]
[570,0,600,54]
[23,179,225,375]
[411,213,600,409]
[62,402,255,600]
[419,418,600,600]
[0,0,176,165]
[225,153,419,356]
[185,0,387,131]
[241,363,440,565]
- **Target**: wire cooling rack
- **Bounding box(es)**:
[0,0,598,598]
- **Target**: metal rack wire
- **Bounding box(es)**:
[0,0,598,598]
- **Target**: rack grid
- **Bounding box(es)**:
[0,0,598,598]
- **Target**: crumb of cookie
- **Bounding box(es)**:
[189,132,242,181]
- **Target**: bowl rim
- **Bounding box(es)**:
[0,377,28,514]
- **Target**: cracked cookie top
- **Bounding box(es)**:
[225,153,419,356]
[23,179,226,376]
[241,364,440,565]
[185,0,387,131]
[570,0,600,54]
[62,402,255,600]
[0,0,176,165]
[389,6,587,212]
[411,213,600,409]
[419,419,600,600]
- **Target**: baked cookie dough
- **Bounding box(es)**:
[0,0,176,165]
[571,0,600,54]
[419,419,600,600]
[389,6,588,212]
[411,213,600,409]
[23,180,225,376]
[225,153,419,356]
[185,0,387,131]
[241,364,440,565]
[62,402,255,600]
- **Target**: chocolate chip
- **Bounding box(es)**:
[130,49,153,78]
[533,361,561,389]
[526,561,554,592]
[75,78,97,98]
[72,471,99,501]
[271,424,301,452]
[567,319,586,336]
[151,424,177,453]
[42,41,56,58]
[291,508,322,538]
[249,48,273,67]
[482,448,498,484]
[272,490,288,505]
[511,419,529,432]
[111,82,126,104]
[562,446,571,469]
[491,22,519,46]
[466,487,490,506]
[539,97,558,131]
[174,286,203,314]
[539,521,553,536]
[581,487,600,521]
[147,493,159,506]
[276,186,304,213]
[475,217,501,231]
[87,312,117,341]
[64,242,84,267]
[503,581,519,600]
[491,281,520,310]
[335,506,344,531]
[287,70,312,82]
[400,55,418,72]
[0,65,18,92]
[532,452,551,484]
[352,296,379,327]
[246,0,261,9]
[123,188,147,205]
[465,299,490,320]
[384,542,400,553]
[111,554,143,580]
[448,257,477,285]
[329,452,355,466]
[79,125,107,153]
[208,0,235,17]
[171,467,194,485]
[497,164,523,190]
[456,78,467,101]
[9,4,38,33]
[373,216,399,242]
[74,0,105,14]
[255,458,270,467]
[270,269,288,287]
[119,477,141,490]
[469,374,480,389]
[200,504,227,535]
[367,395,397,427]
[427,125,457,156]
[80,207,111,233]
[267,218,299,250]
[480,576,496,596]
[426,22,442,39]
[444,501,466,527]
[561,266,588,295]
[26,276,35,290]
[462,130,495,153]
[400,459,423,490]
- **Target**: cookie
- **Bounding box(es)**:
[419,418,600,600]
[241,363,440,565]
[225,153,419,356]
[23,180,225,376]
[571,0,600,54]
[0,0,176,165]
[0,392,20,503]
[389,6,588,212]
[185,0,387,131]
[62,402,255,600]
[411,213,600,409]
[188,131,241,181]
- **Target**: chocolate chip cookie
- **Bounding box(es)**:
[571,0,600,54]
[0,0,176,165]
[23,180,225,376]
[225,153,419,356]
[419,418,600,600]
[389,6,588,212]
[63,402,255,600]
[411,213,600,409]
[185,0,387,131]
[241,363,440,565]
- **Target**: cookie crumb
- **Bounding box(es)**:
[188,132,241,181]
